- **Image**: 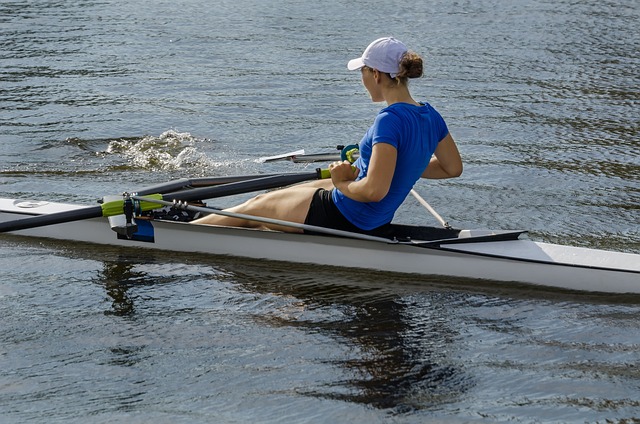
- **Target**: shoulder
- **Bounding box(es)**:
[372,108,404,135]
[374,104,407,126]
[379,102,435,119]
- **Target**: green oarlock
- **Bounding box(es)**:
[100,193,163,217]
[340,144,359,163]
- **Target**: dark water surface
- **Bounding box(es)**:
[1,0,639,422]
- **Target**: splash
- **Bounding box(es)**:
[104,130,240,173]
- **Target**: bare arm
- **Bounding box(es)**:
[331,143,396,202]
[421,133,463,179]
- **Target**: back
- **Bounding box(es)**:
[334,102,449,230]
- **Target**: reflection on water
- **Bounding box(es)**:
[95,252,473,412]
[101,262,139,316]
[241,274,472,411]
[2,237,640,421]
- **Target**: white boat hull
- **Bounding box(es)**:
[0,198,638,293]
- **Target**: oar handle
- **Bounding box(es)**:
[318,168,331,179]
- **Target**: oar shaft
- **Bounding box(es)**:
[161,170,325,202]
[290,153,341,163]
[135,174,276,195]
[0,205,104,233]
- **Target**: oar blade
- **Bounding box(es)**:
[256,149,305,163]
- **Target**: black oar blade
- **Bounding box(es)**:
[0,205,104,233]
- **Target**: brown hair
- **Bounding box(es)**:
[393,51,423,84]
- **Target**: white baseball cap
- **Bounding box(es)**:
[347,37,408,78]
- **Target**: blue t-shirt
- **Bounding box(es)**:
[332,102,449,230]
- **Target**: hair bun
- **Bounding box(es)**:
[397,51,423,79]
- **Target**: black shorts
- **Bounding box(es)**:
[303,189,393,238]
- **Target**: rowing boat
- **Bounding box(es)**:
[0,175,638,293]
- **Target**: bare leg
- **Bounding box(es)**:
[301,179,335,189]
[191,179,334,232]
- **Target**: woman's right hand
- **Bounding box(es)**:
[329,160,358,184]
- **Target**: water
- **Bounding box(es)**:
[1,0,639,422]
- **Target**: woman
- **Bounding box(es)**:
[192,37,462,235]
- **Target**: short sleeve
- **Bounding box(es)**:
[370,111,403,149]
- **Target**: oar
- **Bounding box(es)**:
[289,152,343,163]
[159,169,328,202]
[281,145,360,164]
[256,149,305,163]
[134,174,279,196]
[255,145,361,164]
[0,169,330,233]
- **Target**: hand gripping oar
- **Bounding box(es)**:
[0,169,331,233]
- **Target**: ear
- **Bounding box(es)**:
[373,69,382,83]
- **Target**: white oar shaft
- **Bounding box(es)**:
[133,196,396,244]
[410,189,451,229]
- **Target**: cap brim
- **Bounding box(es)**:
[347,57,365,71]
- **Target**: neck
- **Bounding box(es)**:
[383,83,419,106]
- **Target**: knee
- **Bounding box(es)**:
[243,192,268,209]
[229,192,270,215]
